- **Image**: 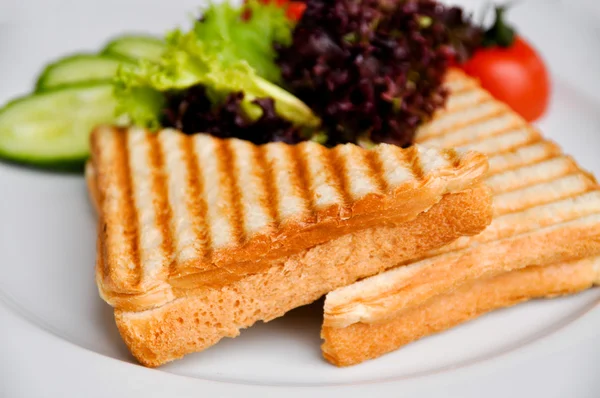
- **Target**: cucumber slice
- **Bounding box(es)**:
[35,54,131,92]
[0,83,117,168]
[102,35,166,63]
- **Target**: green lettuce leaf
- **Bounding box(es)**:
[114,60,166,129]
[194,0,292,83]
[115,24,319,129]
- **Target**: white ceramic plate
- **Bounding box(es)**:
[1,0,599,396]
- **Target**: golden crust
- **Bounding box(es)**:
[113,185,492,367]
[321,257,600,367]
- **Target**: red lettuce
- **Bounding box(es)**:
[276,0,482,147]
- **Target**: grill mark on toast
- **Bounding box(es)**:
[443,148,461,168]
[424,119,523,149]
[491,155,565,178]
[265,144,310,222]
[440,191,600,254]
[444,87,490,109]
[328,146,353,214]
[487,141,562,176]
[175,135,211,271]
[216,139,246,244]
[129,130,170,285]
[374,144,414,186]
[460,129,541,156]
[295,142,349,214]
[488,152,562,180]
[419,101,502,137]
[486,156,578,195]
[364,149,388,192]
[439,91,493,115]
[115,130,141,286]
[253,145,280,225]
[228,139,274,235]
[403,145,424,180]
[452,129,537,156]
[336,145,381,199]
[194,135,236,252]
[289,144,317,219]
[417,101,506,140]
[496,179,600,215]
[147,134,175,277]
[493,173,598,217]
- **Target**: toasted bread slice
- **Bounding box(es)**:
[89,127,493,366]
[322,257,600,367]
[321,69,600,366]
[90,127,489,311]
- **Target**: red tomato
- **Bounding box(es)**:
[285,2,306,21]
[461,37,550,122]
[256,0,305,21]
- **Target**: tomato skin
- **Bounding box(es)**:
[461,37,550,122]
[285,2,306,21]
[256,0,305,21]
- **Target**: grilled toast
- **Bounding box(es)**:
[322,257,600,367]
[321,69,600,366]
[88,127,493,366]
[90,127,490,311]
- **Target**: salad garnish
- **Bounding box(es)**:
[0,0,502,168]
